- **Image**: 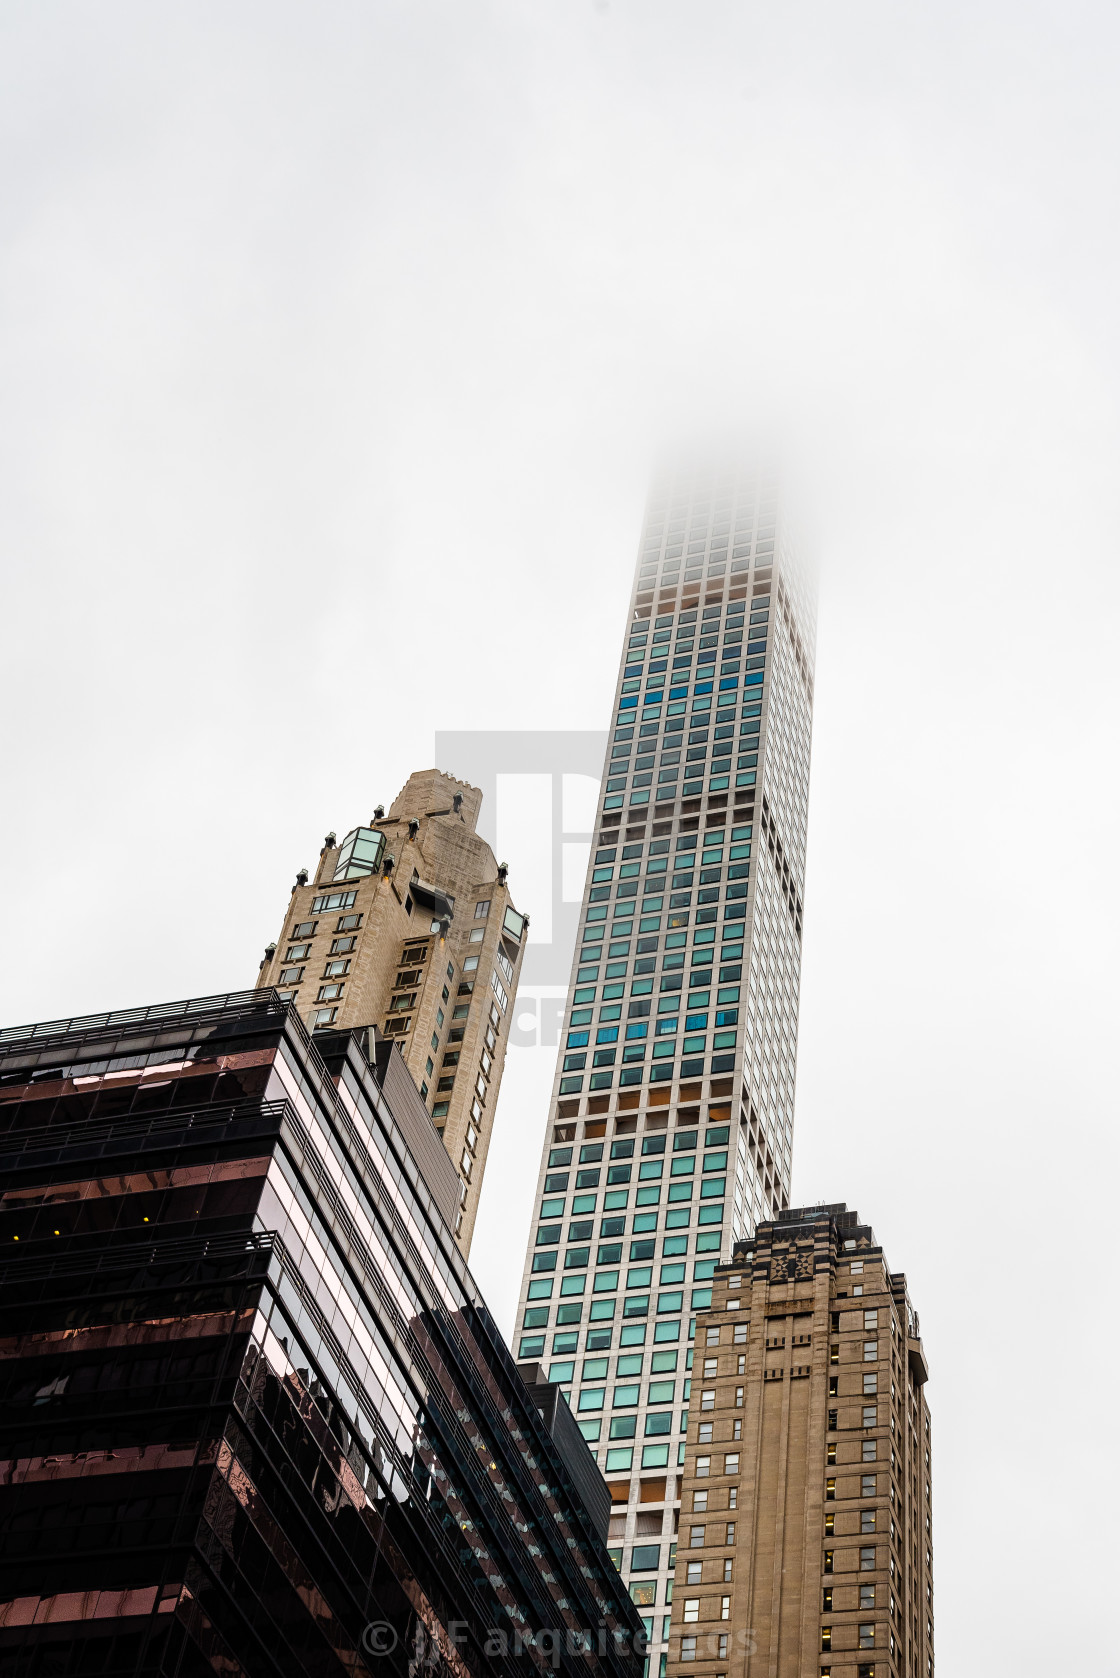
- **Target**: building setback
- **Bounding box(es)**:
[668,1206,933,1678]
[0,991,642,1678]
[513,465,817,1659]
[255,769,526,1252]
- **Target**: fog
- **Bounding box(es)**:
[2,3,1119,1670]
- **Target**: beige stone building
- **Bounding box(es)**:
[255,768,527,1252]
[667,1205,932,1678]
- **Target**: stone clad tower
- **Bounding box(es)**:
[256,768,526,1252]
[669,1205,933,1678]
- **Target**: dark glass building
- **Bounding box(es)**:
[0,991,644,1677]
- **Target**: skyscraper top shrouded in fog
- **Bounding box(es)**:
[513,464,817,1664]
[255,769,526,1253]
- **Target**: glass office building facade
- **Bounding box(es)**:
[514,465,817,1665]
[0,992,643,1677]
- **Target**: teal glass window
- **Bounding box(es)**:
[333,828,385,880]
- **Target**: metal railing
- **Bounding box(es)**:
[0,988,297,1049]
[0,1098,293,1171]
[0,1226,279,1286]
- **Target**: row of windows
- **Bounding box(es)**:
[608,748,759,785]
[609,739,759,784]
[278,910,362,956]
[549,1344,687,1384]
[639,540,774,566]
[626,600,769,648]
[616,672,761,724]
[626,599,770,645]
[569,984,740,1026]
[537,1158,729,1205]
[638,544,776,574]
[638,539,774,575]
[611,695,764,757]
[545,1126,729,1167]
[630,599,768,631]
[618,651,765,708]
[592,827,752,873]
[580,919,748,961]
[620,647,766,698]
[583,885,749,931]
[629,601,746,633]
[642,510,775,534]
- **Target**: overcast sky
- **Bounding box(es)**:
[3,3,1120,1672]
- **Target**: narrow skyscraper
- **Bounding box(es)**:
[669,1205,933,1678]
[514,465,817,1662]
[256,769,526,1251]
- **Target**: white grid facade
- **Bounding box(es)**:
[513,466,817,1668]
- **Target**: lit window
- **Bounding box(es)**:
[683,1600,700,1624]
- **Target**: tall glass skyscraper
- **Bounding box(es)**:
[513,462,817,1663]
